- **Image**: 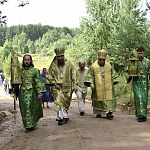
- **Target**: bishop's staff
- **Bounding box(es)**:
[11,51,22,123]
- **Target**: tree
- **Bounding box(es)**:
[18,32,28,53]
[80,0,150,70]
[27,39,36,54]
[80,0,115,64]
[1,40,13,60]
[109,0,150,71]
[3,53,11,78]
[0,26,6,46]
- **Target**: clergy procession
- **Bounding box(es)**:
[4,45,148,133]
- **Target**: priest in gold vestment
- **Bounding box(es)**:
[47,47,75,125]
[84,49,117,119]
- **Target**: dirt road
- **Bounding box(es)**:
[1,87,150,150]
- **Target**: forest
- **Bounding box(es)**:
[0,0,150,80]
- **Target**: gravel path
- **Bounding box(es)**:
[1,87,150,150]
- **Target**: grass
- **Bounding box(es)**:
[114,75,131,105]
[18,54,53,69]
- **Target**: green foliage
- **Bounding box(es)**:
[0,27,6,46]
[81,0,150,71]
[1,40,13,60]
[0,47,4,72]
[0,24,75,47]
[115,75,131,104]
[18,32,28,53]
[27,39,36,54]
[3,53,11,78]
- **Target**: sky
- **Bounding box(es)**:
[0,0,149,28]
[0,0,86,28]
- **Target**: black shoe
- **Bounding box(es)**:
[96,114,101,118]
[64,118,69,122]
[143,117,147,121]
[58,119,64,125]
[26,127,35,133]
[138,118,144,122]
[80,112,84,116]
[138,117,147,122]
[106,112,113,119]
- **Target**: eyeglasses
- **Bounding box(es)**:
[98,59,105,61]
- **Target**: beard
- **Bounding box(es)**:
[80,67,85,70]
[57,60,64,66]
[98,62,105,67]
[23,62,31,69]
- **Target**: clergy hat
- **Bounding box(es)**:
[54,47,65,56]
[98,49,108,59]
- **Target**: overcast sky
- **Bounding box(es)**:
[0,0,149,28]
[0,0,86,28]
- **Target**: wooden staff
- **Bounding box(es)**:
[129,77,133,115]
[13,84,17,123]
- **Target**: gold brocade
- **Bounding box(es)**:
[11,51,22,84]
[52,90,71,112]
[48,58,75,112]
[52,103,61,112]
[92,61,113,101]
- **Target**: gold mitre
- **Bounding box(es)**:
[54,47,65,56]
[98,49,108,59]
